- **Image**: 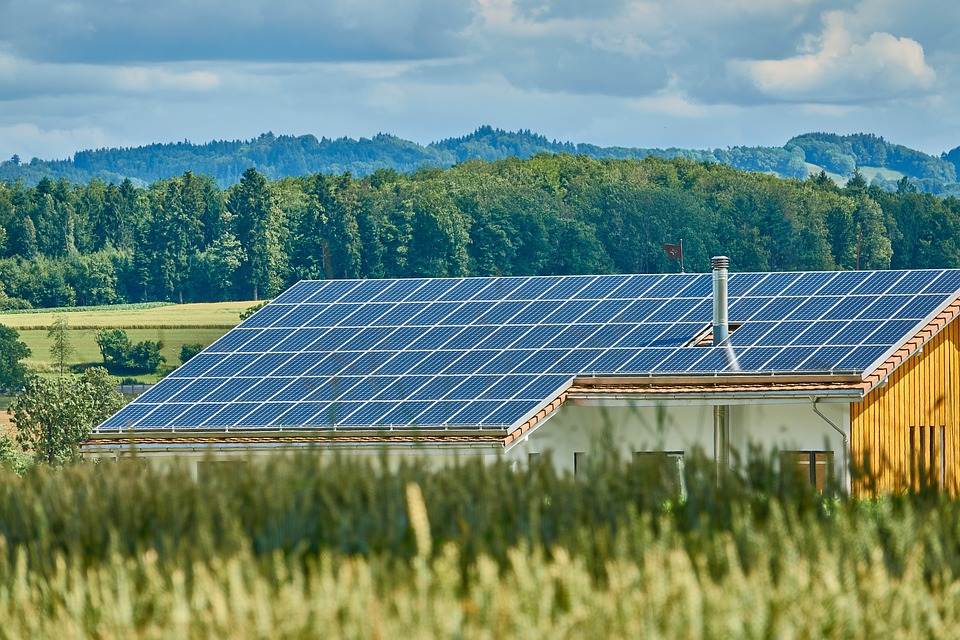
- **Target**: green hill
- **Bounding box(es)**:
[1,126,958,194]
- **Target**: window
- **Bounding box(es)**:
[634,451,685,496]
[782,451,833,491]
[528,452,541,464]
[910,425,946,490]
[574,452,587,476]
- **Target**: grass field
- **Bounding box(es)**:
[0,301,254,383]
[1,453,959,636]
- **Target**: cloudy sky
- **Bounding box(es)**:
[1,0,958,161]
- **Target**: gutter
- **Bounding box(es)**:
[812,396,849,493]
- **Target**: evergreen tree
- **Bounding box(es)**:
[229,168,284,300]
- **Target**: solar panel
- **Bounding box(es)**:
[100,269,960,433]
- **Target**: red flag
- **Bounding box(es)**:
[662,243,682,261]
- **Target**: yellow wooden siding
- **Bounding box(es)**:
[851,317,960,494]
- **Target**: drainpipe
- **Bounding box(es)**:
[812,397,849,493]
[712,256,731,476]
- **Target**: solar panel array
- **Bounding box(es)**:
[99,269,960,433]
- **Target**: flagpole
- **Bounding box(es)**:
[680,238,685,273]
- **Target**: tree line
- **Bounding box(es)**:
[1,155,960,309]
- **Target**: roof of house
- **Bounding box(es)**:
[92,269,960,446]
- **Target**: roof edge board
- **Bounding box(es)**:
[572,373,863,386]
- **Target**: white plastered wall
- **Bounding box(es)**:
[505,399,850,483]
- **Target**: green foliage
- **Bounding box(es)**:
[2,152,960,311]
[179,342,203,364]
[95,328,165,373]
[1,453,960,635]
[47,314,72,377]
[239,301,268,320]
[10,368,124,466]
[0,324,31,390]
[0,434,32,474]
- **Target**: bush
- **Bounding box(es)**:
[179,342,204,364]
[95,329,165,374]
[0,296,32,311]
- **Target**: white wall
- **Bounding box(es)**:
[506,399,850,483]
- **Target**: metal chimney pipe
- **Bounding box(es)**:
[711,256,731,478]
[711,256,730,345]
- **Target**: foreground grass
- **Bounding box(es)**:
[1,452,959,637]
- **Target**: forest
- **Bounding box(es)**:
[1,153,959,310]
[2,126,959,194]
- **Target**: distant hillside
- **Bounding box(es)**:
[2,126,959,194]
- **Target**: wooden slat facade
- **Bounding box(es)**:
[851,317,960,494]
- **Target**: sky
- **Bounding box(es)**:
[1,0,958,161]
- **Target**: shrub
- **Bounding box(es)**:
[179,342,204,364]
[128,340,165,373]
[95,329,165,374]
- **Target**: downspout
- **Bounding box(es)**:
[812,397,849,493]
[712,256,731,477]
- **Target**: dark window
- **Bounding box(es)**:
[782,451,833,491]
[574,452,587,476]
[634,451,685,495]
[910,425,946,491]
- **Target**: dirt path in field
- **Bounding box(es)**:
[0,411,14,438]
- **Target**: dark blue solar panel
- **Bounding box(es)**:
[574,275,631,299]
[476,301,527,324]
[477,325,530,349]
[782,272,835,296]
[787,297,841,321]
[306,279,359,302]
[792,321,847,346]
[237,378,295,402]
[370,278,427,301]
[586,348,637,372]
[205,378,257,402]
[480,401,536,426]
[207,329,262,353]
[205,403,257,427]
[171,378,228,403]
[818,271,871,295]
[516,375,573,399]
[450,401,503,425]
[274,402,330,426]
[545,325,602,349]
[749,272,800,296]
[836,346,889,371]
[514,349,568,374]
[99,403,156,430]
[609,274,663,298]
[653,348,710,372]
[798,346,854,371]
[137,403,190,428]
[552,349,604,374]
[728,297,772,321]
[379,401,434,426]
[273,305,327,327]
[408,326,463,350]
[271,281,323,304]
[479,349,535,374]
[855,270,907,295]
[928,270,960,294]
[376,303,428,326]
[445,375,503,400]
[727,272,766,296]
[170,403,224,427]
[445,350,499,375]
[763,346,818,371]
[340,279,394,302]
[506,277,559,300]
[898,295,947,319]
[136,377,192,403]
[620,348,674,372]
[243,305,297,328]
[826,320,883,345]
[272,329,328,353]
[238,403,296,427]
[858,295,912,320]
[105,269,960,435]
[865,320,920,344]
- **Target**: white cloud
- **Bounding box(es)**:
[731,11,935,104]
[0,123,111,160]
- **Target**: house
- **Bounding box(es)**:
[84,259,960,494]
